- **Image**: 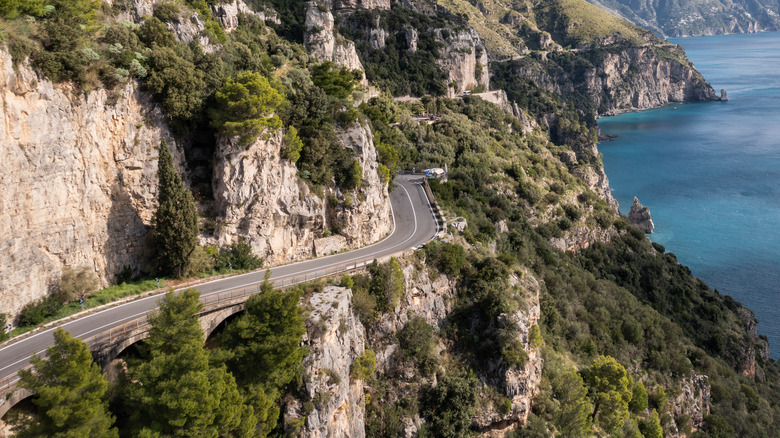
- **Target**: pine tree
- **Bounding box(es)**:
[152,140,198,277]
[220,278,306,436]
[124,290,256,436]
[13,329,118,438]
[580,355,633,435]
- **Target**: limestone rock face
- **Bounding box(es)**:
[210,0,279,32]
[332,0,391,10]
[666,372,711,436]
[369,255,542,432]
[211,130,323,263]
[508,41,717,116]
[0,50,183,320]
[436,28,490,96]
[287,286,367,438]
[628,196,655,233]
[304,2,366,79]
[473,270,543,430]
[210,122,391,265]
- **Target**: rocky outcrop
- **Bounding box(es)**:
[332,0,391,10]
[505,40,717,116]
[210,121,391,265]
[474,270,543,431]
[628,196,654,233]
[435,28,490,96]
[0,49,183,320]
[666,372,711,436]
[304,2,366,79]
[210,0,279,32]
[286,286,367,438]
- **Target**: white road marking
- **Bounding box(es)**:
[0,177,435,381]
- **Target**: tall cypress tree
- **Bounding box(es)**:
[152,139,198,277]
[13,329,118,438]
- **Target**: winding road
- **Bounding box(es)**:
[0,174,438,388]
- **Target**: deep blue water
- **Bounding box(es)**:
[598,32,780,358]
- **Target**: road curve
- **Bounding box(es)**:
[0,174,438,384]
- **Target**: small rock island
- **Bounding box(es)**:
[628,197,655,233]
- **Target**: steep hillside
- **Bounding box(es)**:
[587,0,780,37]
[2,1,780,437]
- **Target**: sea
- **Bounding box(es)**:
[598,32,780,359]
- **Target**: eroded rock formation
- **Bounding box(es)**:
[628,196,655,233]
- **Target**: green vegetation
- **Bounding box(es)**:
[11,329,117,437]
[213,239,264,272]
[209,71,284,147]
[397,316,438,376]
[340,6,455,96]
[580,355,633,434]
[420,374,479,438]
[55,266,99,303]
[219,276,307,435]
[152,140,199,278]
[350,349,377,380]
[0,313,8,342]
[119,290,256,436]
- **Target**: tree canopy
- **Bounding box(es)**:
[210,71,284,147]
[122,289,256,437]
[14,329,117,438]
[580,355,633,434]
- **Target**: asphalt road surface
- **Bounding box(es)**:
[0,174,438,384]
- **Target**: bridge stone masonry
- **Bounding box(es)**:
[0,259,374,419]
[0,174,441,422]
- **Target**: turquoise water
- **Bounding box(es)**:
[598,32,780,358]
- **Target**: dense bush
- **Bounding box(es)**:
[424,240,466,277]
[350,349,377,380]
[397,316,438,376]
[16,296,63,327]
[213,239,263,271]
[55,266,100,303]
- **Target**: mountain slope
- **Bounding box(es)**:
[587,0,780,36]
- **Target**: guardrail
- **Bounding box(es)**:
[0,252,409,396]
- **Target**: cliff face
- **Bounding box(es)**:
[0,50,183,318]
[286,286,367,438]
[586,0,780,37]
[210,121,391,265]
[304,1,368,78]
[504,40,717,117]
[0,53,391,319]
[437,28,490,96]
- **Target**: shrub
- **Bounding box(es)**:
[0,314,8,342]
[352,287,377,325]
[16,296,63,327]
[153,2,180,22]
[186,246,215,276]
[214,239,263,271]
[397,316,438,376]
[350,349,376,380]
[368,258,405,312]
[424,241,466,277]
[55,266,100,303]
[282,125,303,163]
[310,61,357,99]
